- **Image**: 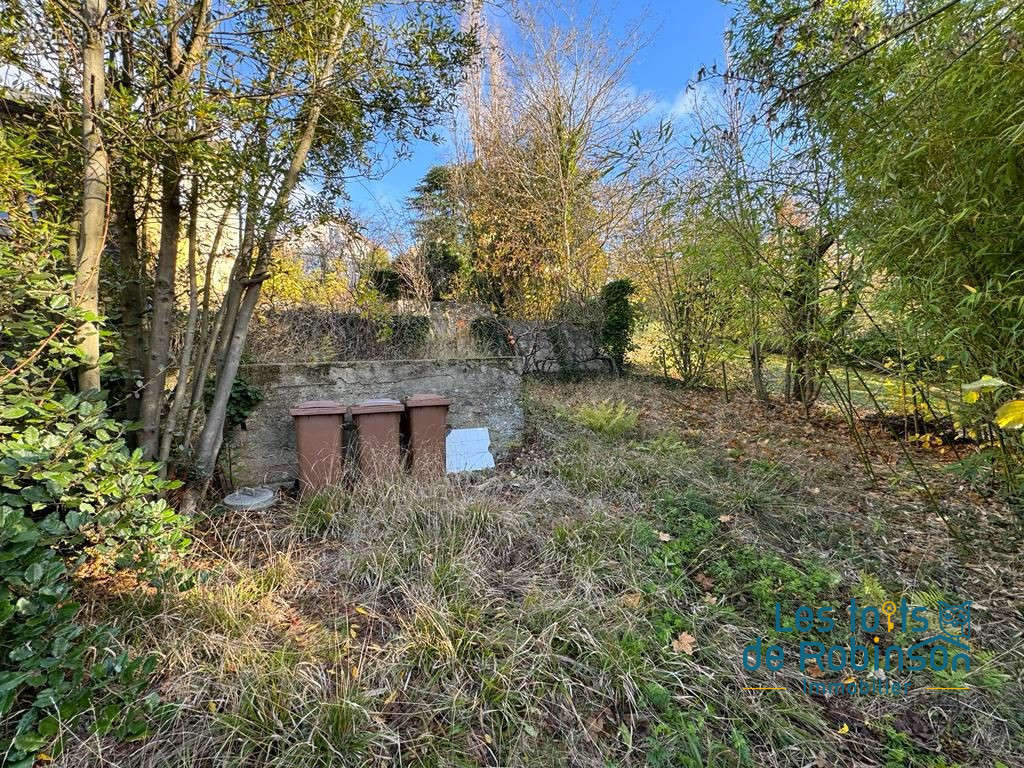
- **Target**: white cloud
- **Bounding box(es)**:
[643,82,710,126]
[667,83,708,119]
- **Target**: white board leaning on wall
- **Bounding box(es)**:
[446,428,495,472]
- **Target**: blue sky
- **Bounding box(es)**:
[347,0,731,228]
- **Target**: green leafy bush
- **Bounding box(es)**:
[424,240,461,300]
[575,400,639,438]
[599,279,636,371]
[0,132,190,765]
[204,375,264,431]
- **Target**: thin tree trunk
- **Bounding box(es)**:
[113,8,146,410]
[184,303,223,442]
[183,202,233,442]
[213,206,256,367]
[113,177,146,389]
[192,111,324,481]
[135,0,213,459]
[749,302,769,402]
[158,175,202,468]
[74,0,108,392]
[187,18,349,503]
[139,150,182,458]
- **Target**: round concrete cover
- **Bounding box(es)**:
[223,487,276,510]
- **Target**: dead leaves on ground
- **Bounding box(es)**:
[671,631,697,655]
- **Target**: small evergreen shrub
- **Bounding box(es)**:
[369,267,402,301]
[425,241,461,300]
[599,279,636,371]
[383,313,431,355]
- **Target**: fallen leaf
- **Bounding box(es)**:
[843,676,856,684]
[703,594,718,605]
[718,514,733,523]
[694,572,714,590]
[837,723,849,735]
[805,661,824,678]
[657,530,673,542]
[995,399,1024,429]
[620,592,644,608]
[671,631,697,655]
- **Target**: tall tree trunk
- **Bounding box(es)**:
[112,2,146,416]
[192,112,323,482]
[139,151,181,458]
[187,19,349,503]
[158,175,202,468]
[113,177,146,389]
[135,0,213,458]
[74,0,109,392]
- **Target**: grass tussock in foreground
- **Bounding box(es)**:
[61,377,1023,767]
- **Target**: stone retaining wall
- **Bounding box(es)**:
[227,357,523,487]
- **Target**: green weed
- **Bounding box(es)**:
[575,399,639,437]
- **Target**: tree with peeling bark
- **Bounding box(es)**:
[74,0,108,392]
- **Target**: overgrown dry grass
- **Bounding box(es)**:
[61,376,1023,767]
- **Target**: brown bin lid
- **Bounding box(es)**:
[349,398,405,415]
[290,399,346,416]
[404,393,451,407]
